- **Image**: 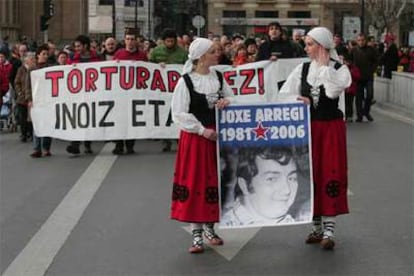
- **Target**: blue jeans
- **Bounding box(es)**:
[33,134,52,152]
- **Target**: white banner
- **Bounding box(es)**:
[31,59,306,140]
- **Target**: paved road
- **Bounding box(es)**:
[1,107,413,276]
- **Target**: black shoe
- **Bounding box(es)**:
[30,151,42,158]
[365,114,374,122]
[112,147,124,155]
[162,140,172,152]
[66,145,80,154]
[84,147,94,154]
[356,117,363,123]
[346,117,353,123]
[126,148,135,155]
[371,100,376,106]
[162,146,171,152]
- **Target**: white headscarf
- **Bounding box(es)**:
[307,27,340,61]
[182,38,213,75]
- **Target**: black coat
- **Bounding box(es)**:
[380,43,399,78]
[256,38,295,61]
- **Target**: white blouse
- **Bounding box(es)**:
[278,60,351,99]
[171,70,234,135]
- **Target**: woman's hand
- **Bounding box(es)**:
[297,96,310,105]
[202,128,217,141]
[216,98,230,109]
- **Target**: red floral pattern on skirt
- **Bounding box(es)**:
[170,126,219,223]
[311,119,349,216]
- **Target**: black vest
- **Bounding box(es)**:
[182,71,223,126]
[300,61,344,121]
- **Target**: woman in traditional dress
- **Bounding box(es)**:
[277,27,351,250]
[170,38,233,254]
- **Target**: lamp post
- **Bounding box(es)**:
[147,0,151,38]
[112,0,116,37]
[360,0,365,34]
[134,0,144,34]
[135,0,138,30]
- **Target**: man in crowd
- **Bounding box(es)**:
[334,34,348,60]
[102,37,118,61]
[351,33,378,122]
[256,21,296,61]
[149,28,187,152]
[380,33,399,79]
[256,21,297,90]
[66,35,102,155]
[111,30,148,155]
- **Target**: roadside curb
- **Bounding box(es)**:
[372,103,414,125]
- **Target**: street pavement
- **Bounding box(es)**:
[1,107,413,276]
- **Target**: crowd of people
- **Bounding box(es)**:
[332,32,414,122]
[0,23,307,158]
[0,22,413,254]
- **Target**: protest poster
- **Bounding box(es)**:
[30,59,306,140]
[217,102,313,228]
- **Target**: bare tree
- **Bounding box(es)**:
[365,0,407,32]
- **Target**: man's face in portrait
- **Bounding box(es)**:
[244,156,298,219]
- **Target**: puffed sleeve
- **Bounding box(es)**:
[221,77,235,103]
[274,63,303,102]
[171,77,205,135]
[318,64,351,99]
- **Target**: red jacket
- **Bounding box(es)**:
[69,49,102,64]
[113,48,148,61]
[0,72,9,106]
[0,61,12,105]
[233,55,247,66]
[0,60,12,80]
[345,64,361,96]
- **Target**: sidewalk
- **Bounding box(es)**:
[373,101,414,125]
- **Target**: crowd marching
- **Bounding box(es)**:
[1,25,413,152]
[1,22,414,253]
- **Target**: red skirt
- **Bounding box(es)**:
[170,126,219,223]
[311,119,349,216]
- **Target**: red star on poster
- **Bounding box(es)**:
[252,121,269,140]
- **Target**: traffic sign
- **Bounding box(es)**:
[192,15,205,29]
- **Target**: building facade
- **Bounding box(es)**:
[89,0,154,41]
[0,0,20,41]
[207,0,361,39]
[1,0,411,46]
[1,0,88,45]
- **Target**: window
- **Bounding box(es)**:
[99,0,114,6]
[125,0,144,7]
[222,10,246,37]
[287,11,311,18]
[255,11,278,18]
[223,10,246,18]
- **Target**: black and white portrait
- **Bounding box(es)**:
[219,145,312,228]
